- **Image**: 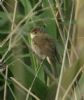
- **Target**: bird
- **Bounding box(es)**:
[30,27,60,77]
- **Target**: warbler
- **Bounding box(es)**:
[30,27,60,77]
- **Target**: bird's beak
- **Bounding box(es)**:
[30,32,36,39]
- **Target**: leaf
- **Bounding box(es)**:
[0,12,9,27]
[41,0,57,38]
[19,0,32,14]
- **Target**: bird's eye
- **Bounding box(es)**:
[32,27,42,34]
[34,31,37,34]
[32,29,38,34]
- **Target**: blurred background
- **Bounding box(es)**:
[0,0,84,100]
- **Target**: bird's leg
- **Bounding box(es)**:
[47,57,56,77]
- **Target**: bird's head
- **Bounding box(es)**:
[30,27,44,39]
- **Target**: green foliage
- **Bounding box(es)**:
[0,0,84,100]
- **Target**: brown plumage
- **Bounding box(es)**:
[30,28,60,77]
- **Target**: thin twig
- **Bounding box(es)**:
[62,65,84,100]
[1,0,41,64]
[3,65,8,100]
[10,77,40,100]
[1,0,41,47]
[0,69,17,100]
[74,88,78,100]
[55,2,74,100]
[26,60,44,100]
[9,0,17,49]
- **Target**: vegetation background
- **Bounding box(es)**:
[0,0,84,100]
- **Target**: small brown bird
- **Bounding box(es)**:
[30,27,60,77]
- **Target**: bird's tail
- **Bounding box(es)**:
[47,56,59,78]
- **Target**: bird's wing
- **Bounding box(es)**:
[33,34,55,56]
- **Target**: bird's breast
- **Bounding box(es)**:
[31,41,46,59]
